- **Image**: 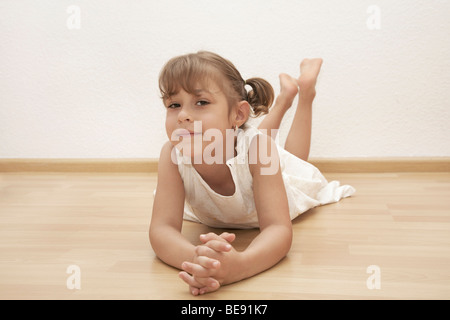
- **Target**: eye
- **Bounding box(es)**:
[167,103,181,109]
[196,100,210,106]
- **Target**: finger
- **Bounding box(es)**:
[195,245,221,259]
[195,243,230,258]
[189,285,200,296]
[199,232,235,245]
[198,279,220,295]
[191,277,220,295]
[199,232,222,243]
[178,272,204,293]
[195,255,220,269]
[179,272,220,296]
[219,232,236,243]
[181,261,211,278]
[203,239,232,252]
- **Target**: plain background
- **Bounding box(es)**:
[1,0,449,159]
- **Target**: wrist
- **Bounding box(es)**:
[232,250,251,284]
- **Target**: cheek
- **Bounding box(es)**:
[202,112,232,131]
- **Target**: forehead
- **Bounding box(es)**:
[166,80,224,100]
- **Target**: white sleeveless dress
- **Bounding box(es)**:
[174,125,355,229]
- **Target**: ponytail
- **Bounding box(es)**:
[245,78,274,117]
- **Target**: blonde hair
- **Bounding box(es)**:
[158,51,274,117]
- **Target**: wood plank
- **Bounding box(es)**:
[310,157,450,173]
[0,158,159,173]
[1,157,449,173]
[0,172,449,299]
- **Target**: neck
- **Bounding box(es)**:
[192,135,237,182]
[193,161,235,196]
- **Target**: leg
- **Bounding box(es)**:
[284,58,323,162]
[257,73,298,138]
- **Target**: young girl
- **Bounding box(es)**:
[149,51,355,295]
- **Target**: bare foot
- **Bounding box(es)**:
[297,58,323,99]
[275,73,299,112]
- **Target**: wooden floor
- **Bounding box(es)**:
[0,172,449,300]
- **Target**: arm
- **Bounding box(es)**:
[181,134,292,287]
[152,142,238,295]
[238,133,293,280]
[149,141,195,269]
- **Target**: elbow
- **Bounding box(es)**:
[149,229,165,262]
[148,227,154,247]
[284,224,293,255]
[148,223,160,254]
[277,220,293,257]
[272,224,292,265]
[262,222,293,257]
[274,223,293,258]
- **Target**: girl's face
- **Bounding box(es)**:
[164,81,236,163]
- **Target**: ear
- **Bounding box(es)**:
[233,100,250,127]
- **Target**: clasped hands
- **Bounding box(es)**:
[178,232,240,296]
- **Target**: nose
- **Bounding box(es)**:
[177,106,193,123]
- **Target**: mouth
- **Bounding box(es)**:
[176,129,202,137]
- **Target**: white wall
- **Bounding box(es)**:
[1,0,449,158]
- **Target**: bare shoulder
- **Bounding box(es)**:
[160,140,175,161]
[156,141,184,189]
[158,141,178,171]
[248,132,281,177]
